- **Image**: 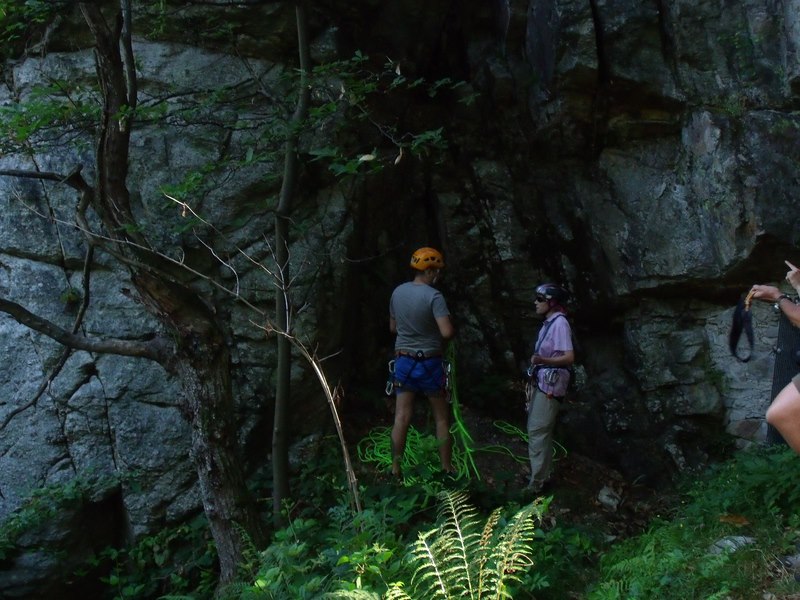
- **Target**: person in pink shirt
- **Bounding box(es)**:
[526,283,575,493]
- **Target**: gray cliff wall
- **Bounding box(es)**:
[0,0,798,593]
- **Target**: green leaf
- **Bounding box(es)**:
[309,146,340,161]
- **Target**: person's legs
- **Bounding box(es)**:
[767,378,800,454]
[526,389,559,490]
[428,393,454,472]
[391,390,415,476]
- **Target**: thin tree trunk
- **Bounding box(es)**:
[273,211,291,524]
[272,0,311,526]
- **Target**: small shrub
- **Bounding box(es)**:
[88,513,217,600]
[0,472,117,561]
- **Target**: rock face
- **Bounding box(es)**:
[0,0,798,593]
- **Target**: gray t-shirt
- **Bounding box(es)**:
[389,281,450,355]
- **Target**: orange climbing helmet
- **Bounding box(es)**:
[410,247,445,271]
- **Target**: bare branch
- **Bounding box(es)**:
[0,246,97,432]
[163,192,290,306]
[251,319,361,515]
[193,234,240,295]
[0,168,76,186]
[0,297,170,362]
[3,173,268,316]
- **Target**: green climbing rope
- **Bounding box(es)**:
[446,341,481,481]
[493,419,569,461]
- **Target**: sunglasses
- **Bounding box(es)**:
[535,295,547,303]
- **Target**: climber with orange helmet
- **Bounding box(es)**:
[388,247,455,477]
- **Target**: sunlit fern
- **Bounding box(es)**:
[384,490,548,599]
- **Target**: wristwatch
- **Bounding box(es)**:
[775,294,792,310]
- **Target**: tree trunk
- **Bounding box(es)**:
[79,2,265,583]
[272,0,311,525]
[177,348,266,583]
[272,210,291,524]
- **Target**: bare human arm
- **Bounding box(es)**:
[750,260,800,328]
[436,315,455,341]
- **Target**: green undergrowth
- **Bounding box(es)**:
[189,443,800,599]
[5,444,800,598]
[588,444,800,599]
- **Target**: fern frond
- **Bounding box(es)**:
[408,528,449,599]
[476,507,503,597]
[436,490,483,596]
[398,494,549,600]
[479,508,503,550]
[485,500,545,599]
[385,581,414,600]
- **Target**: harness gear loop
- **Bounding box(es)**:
[384,359,396,396]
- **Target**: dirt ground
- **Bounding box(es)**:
[451,403,669,540]
[347,397,669,543]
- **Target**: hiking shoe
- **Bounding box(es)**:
[525,480,554,497]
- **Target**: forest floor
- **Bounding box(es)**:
[346,397,670,543]
[340,398,800,597]
[359,400,800,599]
[339,398,674,598]
[451,403,670,540]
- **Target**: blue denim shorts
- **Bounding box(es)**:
[393,355,445,394]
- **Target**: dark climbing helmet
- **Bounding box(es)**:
[535,283,569,305]
[410,247,445,271]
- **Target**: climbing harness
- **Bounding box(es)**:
[526,312,573,402]
[384,350,449,396]
[729,289,756,362]
[371,342,478,482]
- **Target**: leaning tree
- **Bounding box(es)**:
[0,0,457,584]
[0,0,285,582]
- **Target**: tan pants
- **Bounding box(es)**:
[526,387,559,490]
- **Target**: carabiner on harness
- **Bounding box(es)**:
[384,359,396,396]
